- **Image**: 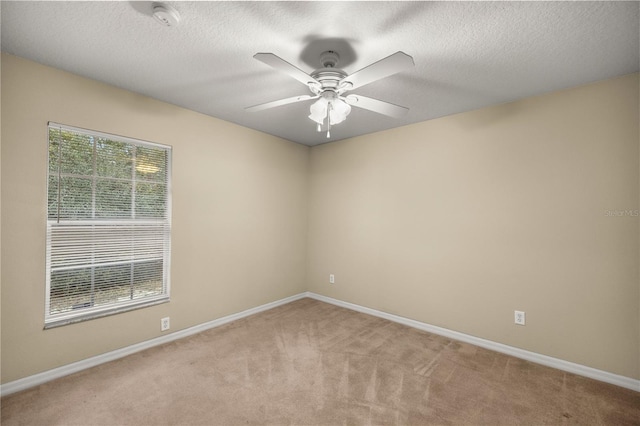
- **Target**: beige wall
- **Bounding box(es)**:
[2,53,638,384]
[0,54,309,383]
[307,73,639,379]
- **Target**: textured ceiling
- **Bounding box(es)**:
[1,1,638,146]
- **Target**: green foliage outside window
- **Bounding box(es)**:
[46,126,170,322]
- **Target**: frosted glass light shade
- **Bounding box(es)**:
[330,98,351,124]
[309,98,328,125]
[308,97,351,126]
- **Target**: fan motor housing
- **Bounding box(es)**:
[307,50,349,94]
[310,69,348,92]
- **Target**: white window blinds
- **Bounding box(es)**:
[45,123,171,327]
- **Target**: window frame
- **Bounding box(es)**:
[44,122,172,328]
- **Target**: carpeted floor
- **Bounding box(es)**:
[2,298,639,425]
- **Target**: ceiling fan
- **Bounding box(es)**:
[246,50,415,139]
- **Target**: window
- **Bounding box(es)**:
[45,123,171,327]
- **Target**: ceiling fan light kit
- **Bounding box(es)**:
[246,50,414,140]
[308,90,351,139]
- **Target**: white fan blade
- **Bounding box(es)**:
[254,53,320,87]
[245,95,317,112]
[344,94,409,118]
[342,52,414,90]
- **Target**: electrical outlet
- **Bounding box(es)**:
[161,317,170,331]
[514,311,525,326]
[329,274,335,284]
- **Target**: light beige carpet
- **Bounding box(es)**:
[2,298,639,425]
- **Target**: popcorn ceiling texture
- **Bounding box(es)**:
[1,1,638,145]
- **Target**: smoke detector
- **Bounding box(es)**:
[152,3,180,27]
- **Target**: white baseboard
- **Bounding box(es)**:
[2,291,638,396]
[305,292,640,392]
[0,292,307,397]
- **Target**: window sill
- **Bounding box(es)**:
[44,296,170,329]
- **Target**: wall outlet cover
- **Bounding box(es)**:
[161,317,170,331]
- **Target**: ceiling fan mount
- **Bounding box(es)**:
[308,51,353,95]
[319,50,340,68]
[246,49,414,139]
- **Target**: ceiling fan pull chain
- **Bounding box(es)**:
[326,103,332,138]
